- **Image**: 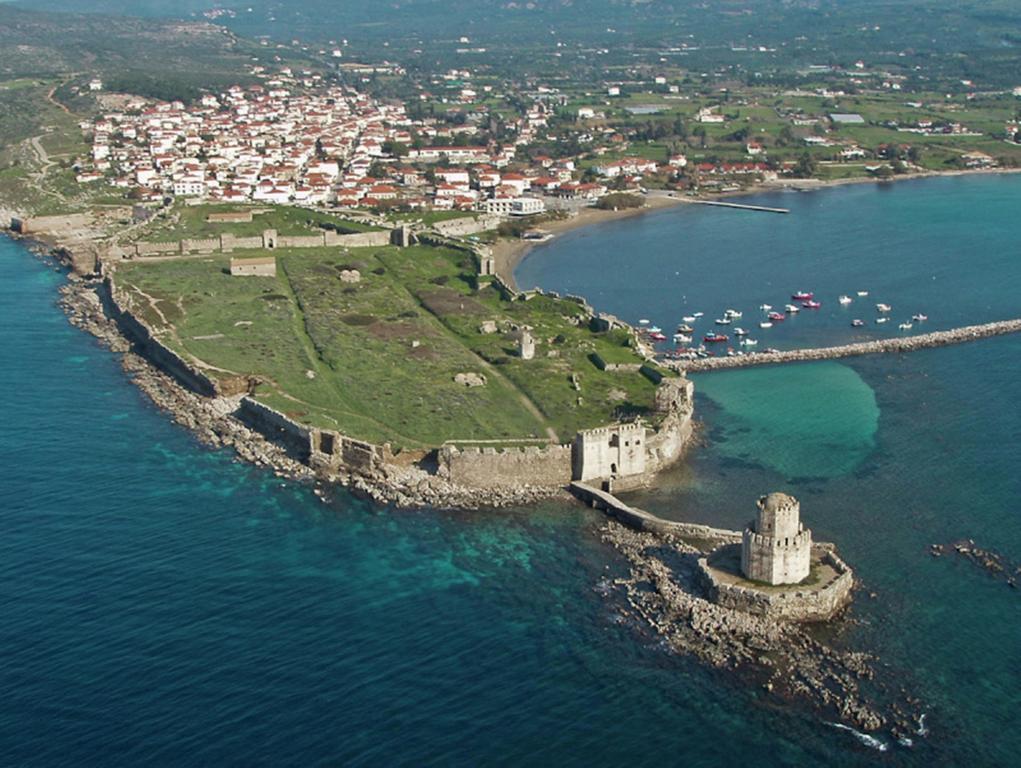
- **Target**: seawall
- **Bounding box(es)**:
[672,318,1021,373]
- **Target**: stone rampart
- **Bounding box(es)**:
[674,319,1021,373]
[134,241,181,256]
[104,278,220,398]
[326,230,392,248]
[431,214,503,237]
[438,443,573,488]
[181,237,221,253]
[132,228,393,258]
[277,233,327,248]
[697,547,854,622]
[11,213,92,235]
[220,234,264,251]
[236,397,312,460]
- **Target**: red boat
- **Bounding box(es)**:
[791,291,814,301]
[801,300,822,309]
[703,333,729,343]
[648,332,667,341]
[767,311,786,322]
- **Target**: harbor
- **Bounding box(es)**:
[663,317,1021,372]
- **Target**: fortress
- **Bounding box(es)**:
[571,483,854,622]
[741,492,812,584]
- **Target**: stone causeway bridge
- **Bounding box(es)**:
[665,318,1021,373]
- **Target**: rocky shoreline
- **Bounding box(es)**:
[601,520,927,743]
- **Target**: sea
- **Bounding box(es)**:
[2,174,1020,766]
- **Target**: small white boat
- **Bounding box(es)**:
[740,338,758,347]
[839,295,853,305]
[759,321,773,329]
[648,326,662,334]
[857,290,869,297]
[785,304,801,313]
[759,304,772,312]
[673,333,692,344]
[876,303,892,313]
[724,309,743,319]
[912,314,928,322]
[682,316,697,323]
[715,317,732,325]
[899,322,913,330]
[734,327,747,336]
[876,317,889,324]
[692,312,704,318]
[639,318,650,325]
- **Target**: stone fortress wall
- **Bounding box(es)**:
[437,443,574,488]
[698,547,854,622]
[130,227,396,257]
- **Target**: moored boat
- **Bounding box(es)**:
[682,316,697,323]
[639,318,650,325]
[912,313,928,322]
[791,291,813,301]
[759,304,773,311]
[801,300,822,309]
[876,303,892,313]
[673,333,692,343]
[851,319,865,327]
[703,333,729,343]
[724,309,743,319]
[740,338,758,347]
[767,311,786,322]
[898,322,913,330]
[715,317,732,325]
[649,331,667,341]
[876,317,889,324]
[784,304,800,313]
[734,327,747,336]
[839,295,853,305]
[692,312,704,318]
[759,321,773,329]
[676,324,694,333]
[857,290,869,297]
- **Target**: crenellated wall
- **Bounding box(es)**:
[438,443,573,488]
[133,228,394,258]
[236,397,312,460]
[698,547,854,622]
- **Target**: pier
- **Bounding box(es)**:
[688,200,790,214]
[666,318,1021,373]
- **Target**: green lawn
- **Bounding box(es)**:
[116,241,662,448]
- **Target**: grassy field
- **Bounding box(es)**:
[138,203,379,242]
[116,242,660,448]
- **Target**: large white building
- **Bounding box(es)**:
[483,197,546,216]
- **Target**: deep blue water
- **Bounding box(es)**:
[2,174,1020,766]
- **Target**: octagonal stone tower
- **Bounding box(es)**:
[741,492,812,585]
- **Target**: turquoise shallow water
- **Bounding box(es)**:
[2,174,1020,766]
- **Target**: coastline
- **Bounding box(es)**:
[492,195,686,290]
[493,167,1021,289]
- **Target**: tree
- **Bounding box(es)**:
[794,152,816,178]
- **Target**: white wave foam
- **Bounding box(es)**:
[827,722,889,752]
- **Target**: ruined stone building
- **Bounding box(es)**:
[741,492,812,585]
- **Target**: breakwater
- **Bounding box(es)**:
[669,318,1021,372]
[688,200,789,214]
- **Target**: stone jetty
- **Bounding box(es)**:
[689,200,790,214]
[669,318,1021,373]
